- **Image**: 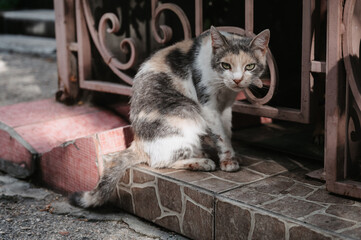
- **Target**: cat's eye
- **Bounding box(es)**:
[245,63,256,71]
[221,62,232,70]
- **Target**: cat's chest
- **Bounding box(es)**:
[204,88,237,113]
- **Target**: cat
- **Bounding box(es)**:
[69,26,270,208]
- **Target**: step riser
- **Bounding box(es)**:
[115,167,338,240]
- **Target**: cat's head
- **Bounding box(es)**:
[210,26,270,92]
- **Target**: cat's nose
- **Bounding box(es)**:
[233,79,242,85]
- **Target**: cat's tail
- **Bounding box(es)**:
[68,146,143,208]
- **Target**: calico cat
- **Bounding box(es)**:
[69,26,270,208]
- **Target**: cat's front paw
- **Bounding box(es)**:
[220,157,240,172]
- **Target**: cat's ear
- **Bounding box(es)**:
[210,26,229,52]
[249,29,270,56]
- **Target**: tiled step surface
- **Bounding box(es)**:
[1,99,361,239]
[115,145,361,240]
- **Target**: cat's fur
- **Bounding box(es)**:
[69,26,270,208]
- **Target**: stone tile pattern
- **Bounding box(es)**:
[116,168,214,240]
[214,153,361,240]
[116,150,361,240]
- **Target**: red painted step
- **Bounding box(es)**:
[0,98,133,193]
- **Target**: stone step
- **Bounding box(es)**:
[0,34,56,57]
[115,154,360,240]
[0,99,360,239]
[0,98,131,183]
[0,10,55,38]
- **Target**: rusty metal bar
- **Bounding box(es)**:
[325,0,346,184]
[300,0,312,123]
[75,0,91,86]
[195,0,203,36]
[311,60,326,73]
[54,0,79,102]
[80,80,132,96]
[245,0,254,33]
[232,103,304,122]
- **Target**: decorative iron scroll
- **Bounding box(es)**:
[82,0,137,85]
[343,0,361,110]
[347,101,361,178]
[344,0,361,178]
[151,0,192,44]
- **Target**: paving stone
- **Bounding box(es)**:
[289,226,332,240]
[239,155,262,166]
[326,204,361,222]
[221,187,276,205]
[184,187,214,209]
[210,168,264,184]
[183,200,213,240]
[166,170,212,183]
[269,156,302,171]
[252,213,285,240]
[115,188,134,214]
[0,180,50,200]
[304,214,356,231]
[0,175,18,185]
[133,170,155,184]
[154,216,181,234]
[262,196,324,218]
[306,189,355,205]
[340,226,361,239]
[282,183,314,197]
[281,168,324,186]
[119,169,130,185]
[215,200,251,240]
[247,176,295,195]
[192,177,238,193]
[158,178,182,213]
[248,161,288,175]
[132,187,161,221]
